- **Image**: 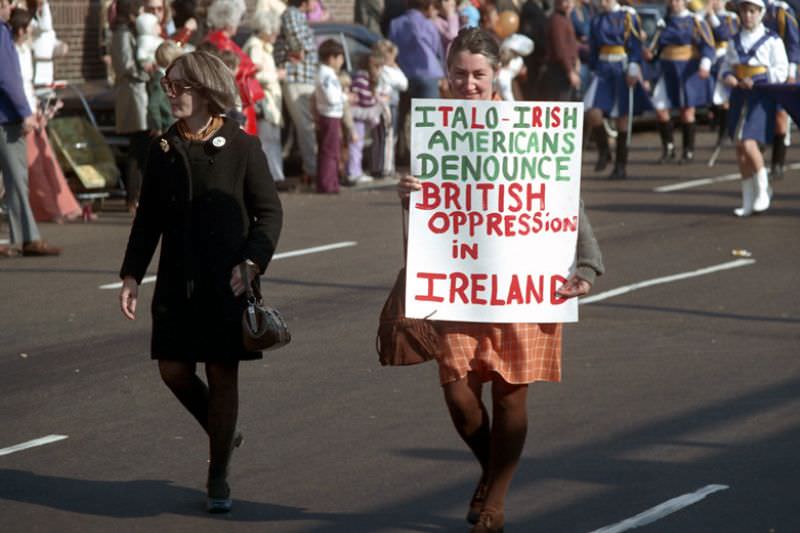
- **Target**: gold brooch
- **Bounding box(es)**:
[160,138,170,153]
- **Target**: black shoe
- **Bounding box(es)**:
[595,150,612,172]
[771,134,787,181]
[680,122,696,164]
[658,144,675,164]
[658,121,676,164]
[608,164,627,180]
[207,478,232,514]
[592,127,611,171]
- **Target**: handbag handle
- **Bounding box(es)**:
[239,263,259,302]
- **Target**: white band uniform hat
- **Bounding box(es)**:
[737,0,765,9]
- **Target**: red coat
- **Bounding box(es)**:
[205,30,265,135]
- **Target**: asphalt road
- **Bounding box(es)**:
[1,129,799,532]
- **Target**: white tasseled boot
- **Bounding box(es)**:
[752,167,771,213]
[734,177,755,217]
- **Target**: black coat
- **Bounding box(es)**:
[120,118,283,361]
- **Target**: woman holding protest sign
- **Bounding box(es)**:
[398,27,604,532]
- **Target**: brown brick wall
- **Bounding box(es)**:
[52,0,107,82]
[48,0,358,83]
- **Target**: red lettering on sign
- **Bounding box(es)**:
[550,275,568,305]
[416,182,440,210]
[551,106,561,127]
[490,274,506,305]
[450,272,469,303]
[415,272,446,302]
[439,105,454,127]
[470,273,488,305]
[532,106,543,127]
[470,107,485,129]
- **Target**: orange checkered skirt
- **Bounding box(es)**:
[435,322,562,385]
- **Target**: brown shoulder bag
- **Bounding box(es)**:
[376,206,440,366]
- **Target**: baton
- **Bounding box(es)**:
[708,143,722,167]
[626,84,634,147]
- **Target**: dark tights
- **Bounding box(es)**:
[158,360,239,480]
[443,373,529,512]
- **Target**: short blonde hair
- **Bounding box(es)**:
[166,50,238,114]
[374,39,397,58]
[252,8,281,36]
[206,0,246,30]
[155,40,184,68]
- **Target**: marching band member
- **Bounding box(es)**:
[708,0,739,148]
[650,0,716,164]
[721,0,788,216]
[763,0,799,179]
[583,0,649,180]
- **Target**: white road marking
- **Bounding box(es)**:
[655,162,800,192]
[588,484,729,533]
[98,241,358,289]
[0,435,68,457]
[580,259,755,305]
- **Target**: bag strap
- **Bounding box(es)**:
[239,263,258,302]
[401,202,408,263]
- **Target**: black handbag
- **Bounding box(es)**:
[240,264,291,352]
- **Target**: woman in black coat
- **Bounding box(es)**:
[118,50,283,513]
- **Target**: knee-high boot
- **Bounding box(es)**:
[609,136,628,179]
[681,122,696,163]
[734,177,755,217]
[593,126,612,171]
[753,166,771,212]
[715,107,728,147]
[658,120,676,163]
[771,134,786,180]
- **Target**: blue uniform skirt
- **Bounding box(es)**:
[728,85,777,144]
[652,59,713,109]
[584,60,652,117]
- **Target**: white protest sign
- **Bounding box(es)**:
[406,98,584,323]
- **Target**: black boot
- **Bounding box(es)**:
[715,107,728,147]
[593,126,612,172]
[771,134,786,180]
[608,136,628,180]
[658,120,676,164]
[681,122,696,164]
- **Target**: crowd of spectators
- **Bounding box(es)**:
[2,0,568,256]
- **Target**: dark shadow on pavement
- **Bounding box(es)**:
[0,470,463,531]
[311,377,800,532]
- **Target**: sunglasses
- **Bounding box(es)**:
[160,78,195,97]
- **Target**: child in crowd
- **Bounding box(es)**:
[375,40,407,151]
[371,41,405,178]
[496,34,533,101]
[459,1,480,28]
[149,41,182,135]
[337,70,357,182]
[315,39,348,193]
[348,50,386,184]
[136,12,171,134]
